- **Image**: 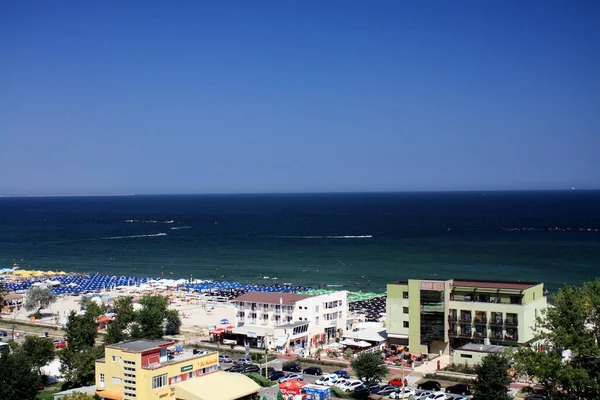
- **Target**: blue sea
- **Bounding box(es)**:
[0,191,599,293]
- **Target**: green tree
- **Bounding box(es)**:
[512,278,600,399]
[24,286,56,318]
[80,297,104,319]
[104,296,136,345]
[21,335,55,375]
[0,348,40,400]
[137,295,169,340]
[165,309,182,335]
[60,309,101,389]
[472,353,512,400]
[0,282,7,307]
[350,351,388,385]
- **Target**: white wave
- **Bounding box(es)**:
[275,235,372,239]
[170,226,191,230]
[101,233,167,240]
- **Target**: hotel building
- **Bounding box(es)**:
[229,291,347,350]
[95,340,259,400]
[386,278,547,354]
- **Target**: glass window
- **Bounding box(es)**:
[403,307,409,314]
[403,321,409,328]
[152,374,167,389]
[402,291,409,299]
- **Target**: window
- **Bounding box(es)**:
[316,317,319,325]
[403,321,409,328]
[123,394,136,398]
[299,317,303,320]
[460,354,473,358]
[124,367,135,372]
[188,372,194,379]
[403,307,409,314]
[124,360,135,365]
[402,291,409,299]
[171,375,182,384]
[112,356,120,362]
[124,386,136,392]
[112,377,122,384]
[152,374,167,389]
[124,380,135,385]
[338,300,343,306]
[124,373,136,378]
[100,374,105,384]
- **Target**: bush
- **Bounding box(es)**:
[295,357,347,367]
[331,386,348,398]
[443,363,477,374]
[243,372,275,387]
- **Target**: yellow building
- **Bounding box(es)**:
[95,340,260,400]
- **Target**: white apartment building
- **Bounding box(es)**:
[229,291,347,351]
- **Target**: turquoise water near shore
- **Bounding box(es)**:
[0,191,599,293]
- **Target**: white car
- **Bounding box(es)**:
[278,373,304,383]
[334,378,349,389]
[413,391,434,399]
[426,393,448,400]
[340,379,363,392]
[315,374,339,386]
[233,358,253,365]
[389,387,417,398]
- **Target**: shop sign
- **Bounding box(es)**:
[181,364,193,372]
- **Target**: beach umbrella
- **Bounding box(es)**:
[220,318,229,324]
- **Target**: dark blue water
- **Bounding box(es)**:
[0,191,598,293]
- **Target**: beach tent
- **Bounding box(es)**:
[279,379,307,396]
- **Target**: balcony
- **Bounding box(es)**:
[447,315,457,321]
[474,331,487,338]
[459,316,472,323]
[447,330,458,337]
[490,332,503,339]
[505,319,518,326]
[489,319,503,326]
[459,331,473,338]
[474,316,487,324]
[504,334,519,341]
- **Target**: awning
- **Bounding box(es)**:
[174,371,260,400]
[231,325,273,337]
[343,328,387,343]
[387,333,409,339]
[273,338,287,347]
[95,389,122,400]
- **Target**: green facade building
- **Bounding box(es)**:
[386,278,547,354]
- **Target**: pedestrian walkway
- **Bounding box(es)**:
[411,354,451,376]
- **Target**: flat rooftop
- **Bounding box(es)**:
[457,343,506,353]
[110,340,173,352]
[452,279,541,290]
[235,292,314,305]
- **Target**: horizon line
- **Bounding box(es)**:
[0,188,596,198]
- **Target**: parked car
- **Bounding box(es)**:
[282,363,302,372]
[389,387,416,399]
[218,354,232,363]
[53,339,67,349]
[425,393,447,400]
[303,367,323,376]
[375,385,398,396]
[370,384,393,394]
[225,365,245,373]
[389,377,409,387]
[340,379,363,392]
[234,358,253,365]
[333,369,350,379]
[268,371,286,381]
[0,330,7,337]
[260,367,276,375]
[417,380,442,391]
[278,373,304,383]
[315,374,339,386]
[242,365,260,373]
[412,390,434,399]
[352,384,371,398]
[445,383,472,395]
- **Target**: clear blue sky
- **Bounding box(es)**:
[1,0,598,195]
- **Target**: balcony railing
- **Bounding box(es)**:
[447,315,457,321]
[505,319,518,326]
[504,334,519,341]
[459,331,472,338]
[474,331,487,338]
[447,330,458,337]
[474,316,487,324]
[490,332,503,339]
[489,318,503,325]
[459,316,472,323]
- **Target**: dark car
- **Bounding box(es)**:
[370,384,392,394]
[303,367,323,376]
[282,363,302,372]
[417,380,442,391]
[242,365,260,373]
[353,384,371,398]
[367,382,382,392]
[376,385,398,396]
[260,367,276,375]
[0,330,7,337]
[268,371,286,381]
[225,365,245,373]
[446,383,472,395]
[333,369,350,379]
